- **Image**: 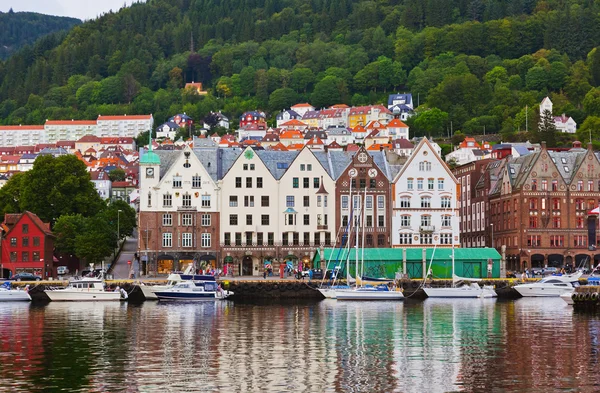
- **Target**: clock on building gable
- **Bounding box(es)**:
[368,168,377,178]
[146,167,154,178]
[357,152,368,163]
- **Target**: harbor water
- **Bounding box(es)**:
[0,298,598,392]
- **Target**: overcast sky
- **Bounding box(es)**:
[0,0,145,20]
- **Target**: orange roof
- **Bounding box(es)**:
[330,104,349,109]
[185,82,202,87]
[367,143,393,151]
[327,141,342,149]
[270,142,288,151]
[346,144,360,151]
[46,120,97,126]
[0,125,45,130]
[291,103,313,108]
[352,125,366,132]
[365,120,386,130]
[286,143,305,151]
[306,136,324,146]
[97,115,152,121]
[459,137,481,149]
[280,119,307,127]
[387,118,408,128]
[280,130,303,139]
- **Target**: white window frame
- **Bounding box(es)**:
[201,233,211,248]
[162,233,172,247]
[182,233,193,247]
[182,214,192,226]
[163,214,172,226]
[201,195,211,208]
[201,214,211,226]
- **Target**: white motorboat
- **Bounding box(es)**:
[335,285,404,300]
[513,272,582,297]
[560,291,575,305]
[139,265,213,300]
[154,280,232,301]
[424,276,498,298]
[0,283,31,302]
[45,277,126,301]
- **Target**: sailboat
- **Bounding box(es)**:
[335,188,404,301]
[423,217,497,298]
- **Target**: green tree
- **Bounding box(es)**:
[108,168,126,182]
[583,87,600,116]
[0,172,26,214]
[290,68,314,93]
[536,109,557,147]
[75,216,115,265]
[577,116,600,143]
[268,88,298,112]
[311,76,347,108]
[20,155,104,224]
[413,108,449,137]
[53,214,87,255]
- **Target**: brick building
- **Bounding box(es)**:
[487,142,600,271]
[452,158,497,248]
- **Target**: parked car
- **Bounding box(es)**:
[11,272,41,281]
[57,266,69,275]
[543,267,559,275]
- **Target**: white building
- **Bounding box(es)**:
[539,97,577,133]
[290,103,315,117]
[45,120,97,144]
[97,115,154,137]
[90,169,112,200]
[391,138,460,248]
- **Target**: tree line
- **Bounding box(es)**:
[1,0,600,146]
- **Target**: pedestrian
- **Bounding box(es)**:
[521,271,526,280]
[263,270,267,279]
[525,268,529,278]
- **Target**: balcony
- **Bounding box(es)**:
[177,205,197,211]
[317,225,328,230]
[419,225,435,233]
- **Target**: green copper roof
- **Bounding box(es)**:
[140,134,161,165]
[140,150,161,165]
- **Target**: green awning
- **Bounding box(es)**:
[313,247,501,263]
[224,256,234,263]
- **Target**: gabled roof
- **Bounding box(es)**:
[306,136,324,146]
[269,142,288,151]
[387,118,408,128]
[77,134,101,143]
[4,211,53,237]
[280,119,307,127]
[392,137,458,184]
[393,138,414,149]
[291,103,313,108]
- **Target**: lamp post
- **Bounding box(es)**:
[117,209,123,244]
[491,223,494,249]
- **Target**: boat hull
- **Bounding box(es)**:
[560,292,574,305]
[0,291,31,301]
[424,287,497,298]
[45,290,121,301]
[335,290,404,300]
[514,286,574,297]
[155,291,217,301]
[140,284,171,300]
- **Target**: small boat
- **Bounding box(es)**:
[317,285,350,299]
[0,282,31,302]
[45,277,126,301]
[424,276,497,298]
[334,284,404,300]
[155,280,232,301]
[513,272,582,297]
[139,265,215,300]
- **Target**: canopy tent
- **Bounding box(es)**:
[312,248,502,279]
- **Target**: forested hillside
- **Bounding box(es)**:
[0,9,80,59]
[2,0,600,145]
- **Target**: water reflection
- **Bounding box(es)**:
[1,299,600,392]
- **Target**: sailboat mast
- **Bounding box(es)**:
[347,173,353,283]
[361,187,367,285]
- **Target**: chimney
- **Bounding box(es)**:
[573,140,582,149]
[541,141,546,149]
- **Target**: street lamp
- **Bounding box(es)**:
[491,223,494,249]
[117,209,123,243]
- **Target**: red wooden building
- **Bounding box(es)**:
[1,211,55,279]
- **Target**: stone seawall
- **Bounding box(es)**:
[8,278,569,302]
